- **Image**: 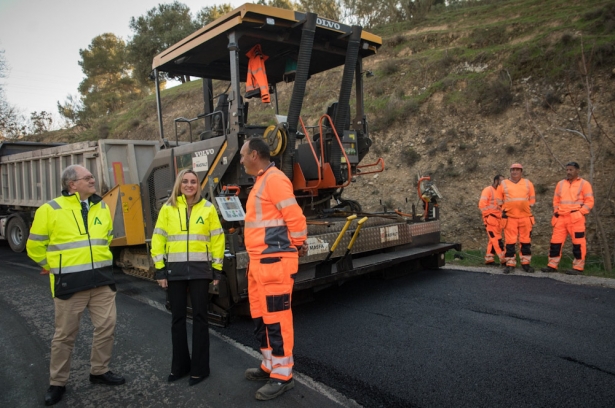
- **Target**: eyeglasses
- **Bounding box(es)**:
[74,175,95,182]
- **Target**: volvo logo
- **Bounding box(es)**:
[316,17,341,30]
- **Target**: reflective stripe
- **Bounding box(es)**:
[48,239,108,251]
[290,228,307,238]
[48,200,61,210]
[276,197,298,211]
[50,259,112,274]
[261,348,273,371]
[152,254,164,262]
[37,259,48,267]
[108,230,113,237]
[213,258,223,265]
[167,252,211,262]
[245,219,287,229]
[271,355,294,366]
[211,228,224,236]
[28,233,48,241]
[502,179,530,203]
[205,201,212,207]
[254,170,274,221]
[153,228,168,237]
[167,234,210,242]
[100,201,106,209]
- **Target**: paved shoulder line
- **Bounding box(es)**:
[444,263,615,289]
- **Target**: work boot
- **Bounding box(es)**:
[503,266,514,274]
[255,378,295,401]
[521,264,534,273]
[44,385,65,406]
[541,266,557,273]
[245,367,270,381]
[565,269,583,276]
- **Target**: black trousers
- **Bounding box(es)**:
[167,279,211,377]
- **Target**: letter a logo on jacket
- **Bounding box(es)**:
[196,216,205,224]
[94,217,102,225]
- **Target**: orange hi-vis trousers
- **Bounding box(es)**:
[547,212,587,271]
[503,216,533,267]
[248,256,296,381]
[483,215,505,264]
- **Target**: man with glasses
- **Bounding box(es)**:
[27,165,125,406]
[496,163,536,274]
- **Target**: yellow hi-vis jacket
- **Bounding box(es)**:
[26,192,114,298]
[151,195,225,281]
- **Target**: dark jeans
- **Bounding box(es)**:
[167,279,211,377]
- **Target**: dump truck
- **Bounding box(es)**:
[0,3,460,326]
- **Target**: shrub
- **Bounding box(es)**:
[381,59,400,76]
[401,147,421,167]
[542,92,562,109]
[505,145,516,155]
[535,184,549,195]
[472,79,513,115]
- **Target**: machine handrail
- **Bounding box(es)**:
[356,157,385,175]
[318,114,352,188]
[298,117,323,190]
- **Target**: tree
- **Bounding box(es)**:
[127,1,198,87]
[195,3,234,27]
[340,0,435,28]
[297,0,341,20]
[256,0,297,10]
[29,111,53,134]
[57,33,142,127]
[0,49,27,139]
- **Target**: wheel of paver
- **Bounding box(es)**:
[7,216,27,253]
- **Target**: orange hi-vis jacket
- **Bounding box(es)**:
[496,178,536,218]
[479,186,502,218]
[553,177,594,216]
[244,164,307,260]
[246,44,270,103]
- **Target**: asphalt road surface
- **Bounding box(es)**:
[2,242,615,407]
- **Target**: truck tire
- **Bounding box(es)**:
[7,216,28,253]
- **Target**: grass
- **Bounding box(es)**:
[445,249,614,278]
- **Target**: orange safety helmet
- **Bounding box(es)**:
[510,163,523,170]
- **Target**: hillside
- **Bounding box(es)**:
[33,0,615,269]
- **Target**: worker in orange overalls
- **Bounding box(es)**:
[496,163,536,274]
[246,44,270,103]
[479,174,505,266]
[239,137,307,401]
[541,161,594,275]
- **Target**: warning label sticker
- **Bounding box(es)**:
[193,151,209,172]
[380,225,399,243]
[306,237,329,256]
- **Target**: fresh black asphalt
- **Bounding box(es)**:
[2,242,614,407]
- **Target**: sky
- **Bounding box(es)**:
[0,0,247,123]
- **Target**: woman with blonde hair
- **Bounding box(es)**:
[151,169,225,386]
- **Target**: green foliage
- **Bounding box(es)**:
[0,49,27,138]
[340,0,435,28]
[195,3,233,26]
[256,0,296,10]
[297,0,341,20]
[59,33,143,128]
[127,1,198,88]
